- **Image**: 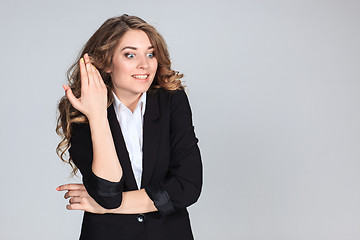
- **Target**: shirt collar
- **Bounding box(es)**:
[112,91,147,116]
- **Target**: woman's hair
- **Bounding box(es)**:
[56,14,184,176]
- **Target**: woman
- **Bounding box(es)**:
[56,14,202,240]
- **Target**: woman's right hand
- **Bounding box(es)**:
[57,183,108,214]
[63,53,108,121]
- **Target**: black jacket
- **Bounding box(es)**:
[69,89,202,240]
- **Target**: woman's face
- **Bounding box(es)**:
[108,29,158,100]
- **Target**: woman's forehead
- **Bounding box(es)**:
[117,30,153,50]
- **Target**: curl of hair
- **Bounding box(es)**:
[56,14,184,176]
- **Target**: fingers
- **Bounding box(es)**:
[57,183,85,191]
[66,196,91,211]
[73,53,107,93]
[84,54,104,89]
[93,63,106,88]
[84,53,106,89]
[66,203,84,210]
[83,54,97,88]
[57,183,92,212]
[62,53,107,119]
[69,196,82,204]
[63,85,81,111]
[64,190,86,199]
[79,57,89,91]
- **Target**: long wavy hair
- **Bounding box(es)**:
[56,14,184,176]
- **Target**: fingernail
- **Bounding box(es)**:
[56,186,60,191]
[84,53,88,58]
[80,58,84,63]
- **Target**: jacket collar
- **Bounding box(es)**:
[107,91,161,190]
[141,92,161,188]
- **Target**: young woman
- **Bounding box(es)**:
[56,14,202,240]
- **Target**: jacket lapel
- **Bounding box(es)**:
[107,104,138,190]
[141,92,161,188]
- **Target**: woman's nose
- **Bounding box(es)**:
[137,55,149,69]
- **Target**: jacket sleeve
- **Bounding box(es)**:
[145,90,203,215]
[68,123,123,209]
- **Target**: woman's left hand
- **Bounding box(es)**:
[57,183,107,214]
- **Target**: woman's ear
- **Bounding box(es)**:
[105,67,112,74]
[104,62,113,74]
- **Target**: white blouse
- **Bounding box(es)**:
[112,91,146,189]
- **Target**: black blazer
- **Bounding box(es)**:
[69,89,202,240]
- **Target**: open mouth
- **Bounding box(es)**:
[132,74,149,80]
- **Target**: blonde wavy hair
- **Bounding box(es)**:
[56,14,184,176]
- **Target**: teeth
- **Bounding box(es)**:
[132,75,148,80]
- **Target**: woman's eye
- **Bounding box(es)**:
[147,52,155,58]
[125,53,135,59]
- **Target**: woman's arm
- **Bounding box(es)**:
[87,115,122,182]
[108,189,157,214]
[58,184,157,214]
[64,53,123,209]
[144,90,202,215]
[66,54,122,182]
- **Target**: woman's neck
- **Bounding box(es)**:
[113,91,142,113]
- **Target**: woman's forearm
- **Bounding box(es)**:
[107,189,158,214]
[89,116,122,182]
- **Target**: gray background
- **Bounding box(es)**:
[1,0,359,239]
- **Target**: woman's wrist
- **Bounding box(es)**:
[87,111,108,124]
[88,113,109,130]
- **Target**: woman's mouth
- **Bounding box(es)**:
[132,74,149,81]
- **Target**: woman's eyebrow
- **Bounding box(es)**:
[121,46,154,51]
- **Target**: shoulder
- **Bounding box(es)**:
[147,88,192,120]
[150,88,190,107]
[158,89,194,120]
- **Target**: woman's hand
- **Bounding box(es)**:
[63,53,108,121]
[56,183,107,214]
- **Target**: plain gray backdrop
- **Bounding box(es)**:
[1,0,359,239]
